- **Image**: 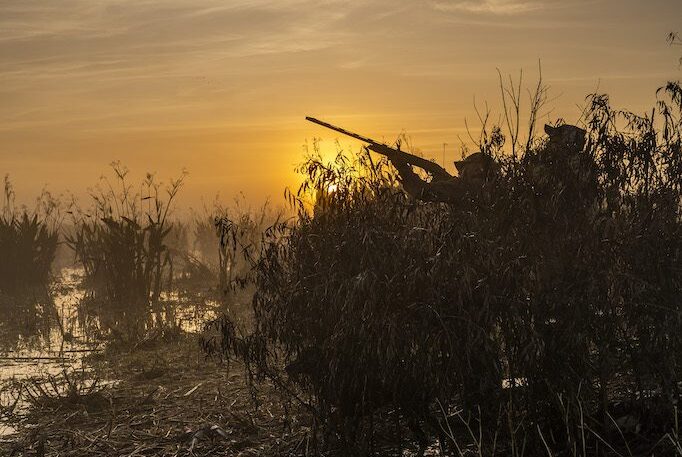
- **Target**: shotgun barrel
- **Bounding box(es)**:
[305,117,382,146]
[305,116,453,180]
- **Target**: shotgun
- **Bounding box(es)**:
[305,117,452,180]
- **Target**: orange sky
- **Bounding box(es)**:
[1,0,680,210]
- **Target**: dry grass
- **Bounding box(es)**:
[3,334,310,457]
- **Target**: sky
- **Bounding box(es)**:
[1,0,680,210]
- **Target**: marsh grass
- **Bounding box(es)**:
[204,81,682,455]
[22,369,108,413]
[215,198,274,302]
[66,163,185,340]
[193,203,224,273]
[0,176,59,296]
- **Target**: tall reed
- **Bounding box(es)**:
[0,176,59,295]
[66,163,185,338]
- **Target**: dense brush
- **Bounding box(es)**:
[207,82,682,455]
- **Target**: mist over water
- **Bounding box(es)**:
[0,266,223,438]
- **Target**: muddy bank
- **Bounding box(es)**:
[2,334,310,457]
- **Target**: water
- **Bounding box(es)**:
[0,269,94,382]
[0,267,222,439]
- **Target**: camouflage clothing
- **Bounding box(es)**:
[388,151,496,205]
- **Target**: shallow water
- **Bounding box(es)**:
[0,268,222,438]
[0,269,95,382]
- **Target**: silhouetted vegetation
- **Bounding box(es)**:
[4,75,682,456]
[65,164,185,340]
[185,196,277,302]
[0,176,59,296]
[206,82,682,455]
[215,198,274,307]
[192,203,225,274]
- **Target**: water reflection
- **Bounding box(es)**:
[0,267,222,437]
[75,285,219,343]
[0,296,57,355]
[0,268,220,377]
[0,269,99,435]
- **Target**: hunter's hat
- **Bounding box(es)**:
[454,152,494,173]
[544,124,587,147]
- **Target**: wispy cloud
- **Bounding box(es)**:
[0,0,355,101]
[1,0,679,207]
[431,0,546,15]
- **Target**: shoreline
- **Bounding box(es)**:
[2,333,304,457]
